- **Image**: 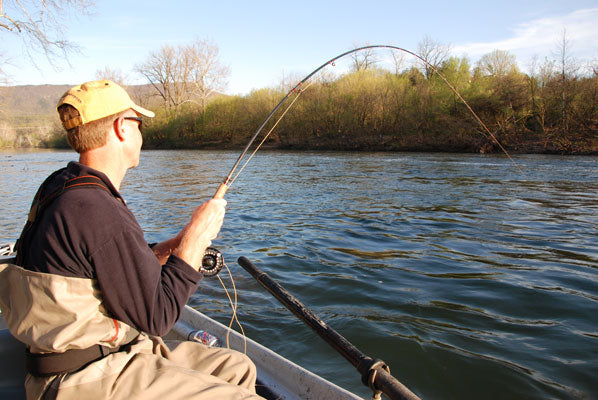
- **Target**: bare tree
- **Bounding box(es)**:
[351,43,377,72]
[476,49,519,77]
[554,29,578,78]
[135,38,229,115]
[95,66,129,87]
[0,0,94,75]
[186,38,229,113]
[416,35,451,79]
[278,70,304,92]
[553,29,578,133]
[135,45,184,112]
[390,50,406,75]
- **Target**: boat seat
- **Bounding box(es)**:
[0,329,26,399]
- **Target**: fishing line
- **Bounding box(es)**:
[212,44,518,200]
[217,262,247,353]
[214,82,316,344]
[228,79,316,187]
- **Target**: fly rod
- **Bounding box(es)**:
[212,44,515,200]
[238,256,421,400]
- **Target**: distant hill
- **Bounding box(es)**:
[0,83,229,148]
[0,84,71,116]
[0,84,159,117]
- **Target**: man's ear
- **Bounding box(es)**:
[113,116,126,142]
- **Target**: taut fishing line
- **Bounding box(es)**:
[212,44,518,350]
[227,79,316,187]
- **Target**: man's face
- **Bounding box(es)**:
[123,111,143,168]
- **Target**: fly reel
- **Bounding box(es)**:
[200,247,224,277]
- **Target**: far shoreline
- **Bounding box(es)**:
[2,145,596,156]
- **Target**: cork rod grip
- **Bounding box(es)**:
[213,183,229,199]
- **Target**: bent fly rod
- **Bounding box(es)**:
[205,45,516,275]
[212,44,515,200]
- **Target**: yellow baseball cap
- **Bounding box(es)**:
[57,80,155,130]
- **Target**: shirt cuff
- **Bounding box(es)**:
[165,253,203,282]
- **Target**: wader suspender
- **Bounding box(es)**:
[14,170,125,377]
[15,169,112,265]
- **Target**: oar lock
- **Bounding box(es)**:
[358,357,390,394]
[200,247,224,277]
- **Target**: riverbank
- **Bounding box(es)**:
[139,128,598,155]
[2,66,597,155]
[2,129,596,155]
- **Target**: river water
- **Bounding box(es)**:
[0,149,596,399]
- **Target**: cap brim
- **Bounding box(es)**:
[132,104,155,118]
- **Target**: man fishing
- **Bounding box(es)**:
[0,80,263,399]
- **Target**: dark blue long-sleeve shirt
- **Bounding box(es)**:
[18,161,202,336]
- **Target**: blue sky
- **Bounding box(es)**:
[3,0,597,94]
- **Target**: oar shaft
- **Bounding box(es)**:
[238,256,364,367]
[237,256,421,400]
[376,369,421,400]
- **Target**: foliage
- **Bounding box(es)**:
[3,49,597,154]
[141,52,596,154]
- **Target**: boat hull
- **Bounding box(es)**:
[167,306,362,399]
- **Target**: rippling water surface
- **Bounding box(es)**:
[1,149,597,399]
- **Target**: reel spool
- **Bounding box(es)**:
[200,247,224,277]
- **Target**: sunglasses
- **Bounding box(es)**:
[124,116,143,133]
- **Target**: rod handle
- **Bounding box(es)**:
[213,183,228,199]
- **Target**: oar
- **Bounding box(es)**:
[237,256,421,400]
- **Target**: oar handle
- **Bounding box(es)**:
[213,183,229,199]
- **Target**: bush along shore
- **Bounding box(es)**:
[140,64,598,155]
[3,62,597,155]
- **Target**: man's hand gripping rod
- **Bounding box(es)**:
[197,182,229,277]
